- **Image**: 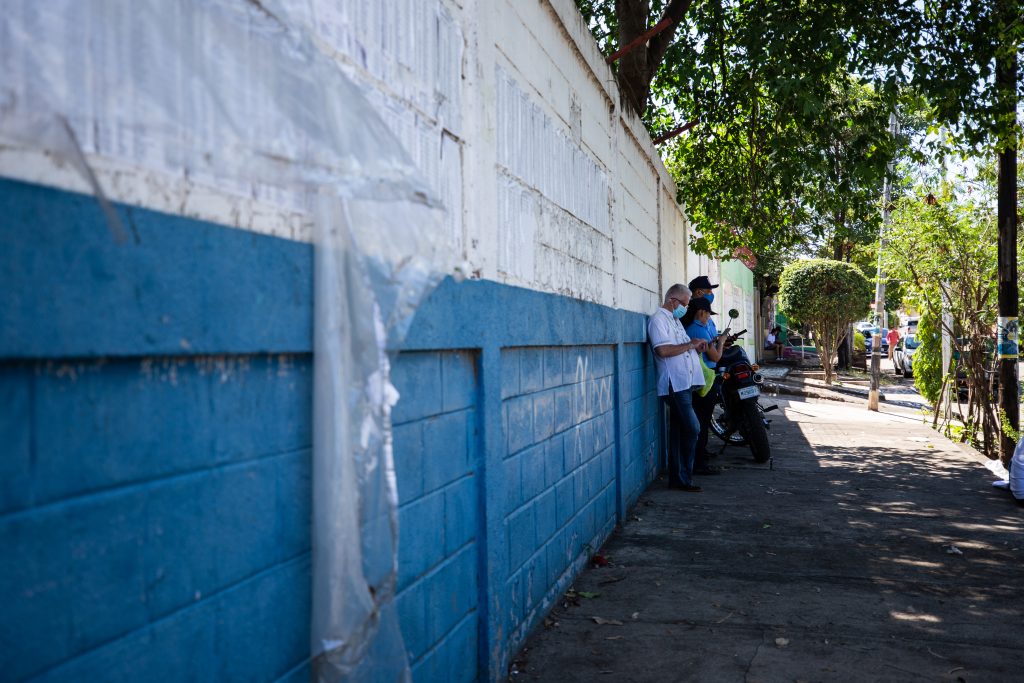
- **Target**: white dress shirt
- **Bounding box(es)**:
[648,307,706,396]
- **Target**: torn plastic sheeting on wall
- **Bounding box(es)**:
[0,1,458,680]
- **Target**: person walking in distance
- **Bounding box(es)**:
[886,327,900,361]
[649,284,708,492]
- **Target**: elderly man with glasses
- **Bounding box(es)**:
[648,284,709,492]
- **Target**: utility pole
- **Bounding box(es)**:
[869,112,899,411]
[995,8,1019,466]
[941,283,953,419]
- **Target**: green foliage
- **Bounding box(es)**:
[577,0,1021,153]
[666,75,903,267]
[853,330,866,353]
[884,180,1005,454]
[883,186,998,333]
[847,239,905,314]
[574,0,1020,275]
[999,409,1021,444]
[907,0,1024,153]
[912,309,943,405]
[778,259,872,382]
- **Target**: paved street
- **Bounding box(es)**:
[513,397,1024,682]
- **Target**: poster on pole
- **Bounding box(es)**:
[997,316,1018,359]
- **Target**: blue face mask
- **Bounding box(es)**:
[673,305,686,319]
[704,292,715,304]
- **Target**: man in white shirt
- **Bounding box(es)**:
[648,284,708,492]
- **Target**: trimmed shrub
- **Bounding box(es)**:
[778,259,872,383]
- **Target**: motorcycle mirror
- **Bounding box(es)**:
[728,308,740,320]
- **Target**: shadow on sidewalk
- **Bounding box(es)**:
[511,396,1024,683]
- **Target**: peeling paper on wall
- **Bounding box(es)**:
[0,1,456,680]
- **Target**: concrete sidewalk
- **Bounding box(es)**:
[512,397,1023,682]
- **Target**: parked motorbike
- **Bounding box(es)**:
[708,310,776,463]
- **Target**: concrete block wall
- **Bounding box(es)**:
[500,346,617,643]
[487,0,693,311]
[391,350,481,682]
[403,279,663,679]
[615,127,663,313]
[0,179,314,683]
[1,172,664,682]
[619,343,662,509]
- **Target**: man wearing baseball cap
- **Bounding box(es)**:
[688,275,719,303]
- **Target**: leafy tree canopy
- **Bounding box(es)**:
[576,0,1021,271]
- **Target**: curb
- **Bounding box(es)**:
[763,381,862,404]
[764,381,930,411]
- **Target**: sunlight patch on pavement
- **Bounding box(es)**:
[889,610,942,623]
[888,557,944,569]
[951,521,1020,534]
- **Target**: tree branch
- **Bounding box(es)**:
[606,12,676,64]
[646,0,694,72]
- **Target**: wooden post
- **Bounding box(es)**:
[995,30,1019,465]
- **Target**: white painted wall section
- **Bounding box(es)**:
[1,0,721,315]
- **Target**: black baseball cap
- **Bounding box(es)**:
[688,298,717,315]
[688,275,719,291]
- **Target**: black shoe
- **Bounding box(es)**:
[670,484,703,492]
[693,467,721,476]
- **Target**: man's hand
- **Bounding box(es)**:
[693,339,708,352]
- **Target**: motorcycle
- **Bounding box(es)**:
[708,310,776,463]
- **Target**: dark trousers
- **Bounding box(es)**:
[837,336,850,370]
[662,387,700,486]
[692,376,721,468]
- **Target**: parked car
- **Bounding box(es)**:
[781,334,818,360]
[893,334,920,377]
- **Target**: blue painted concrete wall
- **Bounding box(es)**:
[1,178,662,682]
[501,345,618,646]
[391,350,480,682]
[1,179,313,683]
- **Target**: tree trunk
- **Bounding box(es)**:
[613,0,694,115]
[615,0,652,114]
[832,209,845,261]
